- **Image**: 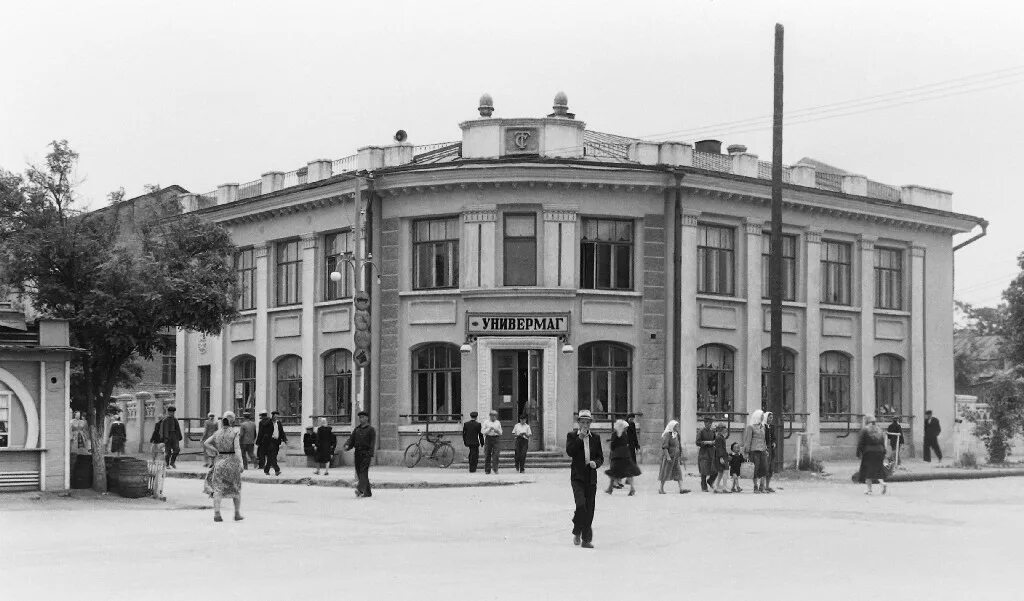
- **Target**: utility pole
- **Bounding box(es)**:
[769,23,786,471]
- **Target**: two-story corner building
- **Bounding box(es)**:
[172,93,985,463]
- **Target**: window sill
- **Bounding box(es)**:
[397,424,463,434]
[235,309,257,318]
[266,305,302,314]
[759,299,807,309]
[820,304,860,314]
[461,287,576,299]
[696,294,746,304]
[874,308,910,317]
[0,447,46,453]
[399,289,463,298]
[576,289,642,298]
[315,299,353,309]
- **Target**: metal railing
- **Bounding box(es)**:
[779,412,810,439]
[402,413,462,424]
[820,412,864,438]
[814,171,843,192]
[696,411,748,439]
[308,414,351,427]
[573,411,644,422]
[276,414,302,426]
[692,150,733,172]
[412,141,460,155]
[867,180,901,202]
[331,154,357,174]
[238,179,262,200]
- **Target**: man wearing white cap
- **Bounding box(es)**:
[566,409,604,549]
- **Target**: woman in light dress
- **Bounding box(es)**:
[658,420,689,494]
[203,411,244,522]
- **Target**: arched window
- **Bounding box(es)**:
[232,355,256,417]
[761,348,796,412]
[819,352,851,420]
[578,342,632,416]
[697,344,734,412]
[323,350,353,421]
[874,354,903,416]
[411,344,461,422]
[276,355,302,423]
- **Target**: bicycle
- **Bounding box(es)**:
[403,428,455,468]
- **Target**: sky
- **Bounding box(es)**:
[2,0,1022,307]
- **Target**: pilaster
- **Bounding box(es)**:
[679,209,701,447]
[858,235,876,418]
[910,245,926,452]
[543,206,577,288]
[254,244,270,415]
[744,220,763,414]
[175,328,187,415]
[804,229,823,438]
[300,234,318,426]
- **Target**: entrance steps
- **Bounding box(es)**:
[455,450,571,470]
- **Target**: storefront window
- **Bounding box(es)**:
[580,218,633,290]
[411,344,461,422]
[874,354,903,416]
[276,355,302,423]
[577,342,632,417]
[697,344,734,412]
[820,351,851,420]
[504,214,537,286]
[761,348,795,412]
[413,217,459,289]
[232,356,256,417]
[697,225,735,295]
[324,349,353,420]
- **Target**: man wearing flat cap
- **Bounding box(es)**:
[462,411,485,473]
[256,411,288,476]
[158,406,183,469]
[344,411,376,497]
[566,409,603,549]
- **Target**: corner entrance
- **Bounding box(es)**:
[492,350,543,451]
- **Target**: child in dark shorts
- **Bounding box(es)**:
[728,442,745,492]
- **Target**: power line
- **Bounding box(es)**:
[640,64,1024,142]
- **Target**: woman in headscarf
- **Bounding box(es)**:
[696,415,717,492]
[605,419,641,495]
[658,420,689,494]
[762,411,777,493]
[856,415,888,495]
[202,411,244,522]
[742,409,769,493]
[314,417,337,476]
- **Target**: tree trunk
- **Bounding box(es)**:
[86,403,108,492]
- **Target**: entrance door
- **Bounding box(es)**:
[492,349,543,451]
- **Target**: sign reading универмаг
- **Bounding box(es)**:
[466,313,569,336]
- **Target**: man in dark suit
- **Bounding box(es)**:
[462,411,485,473]
[255,412,270,469]
[344,411,376,498]
[923,410,942,463]
[158,406,183,469]
[566,409,603,549]
[256,411,288,476]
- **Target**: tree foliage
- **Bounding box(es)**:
[961,372,1024,463]
[0,141,238,491]
[1002,252,1024,367]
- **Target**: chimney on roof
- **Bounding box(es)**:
[727,144,748,155]
[695,139,722,154]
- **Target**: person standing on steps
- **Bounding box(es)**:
[512,414,532,473]
[696,416,717,492]
[923,410,943,463]
[159,406,183,469]
[201,412,219,468]
[566,409,603,549]
[481,410,503,474]
[238,413,257,471]
[344,411,376,498]
[461,411,484,473]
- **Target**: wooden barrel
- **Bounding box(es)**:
[70,454,93,489]
[116,458,150,498]
[104,456,122,491]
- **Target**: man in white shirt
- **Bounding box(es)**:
[512,414,532,473]
[481,410,503,474]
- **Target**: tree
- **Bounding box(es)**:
[961,372,1024,463]
[955,300,1007,336]
[1002,252,1024,367]
[0,141,238,491]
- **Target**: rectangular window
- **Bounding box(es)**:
[161,355,176,386]
[874,248,903,310]
[413,217,460,290]
[198,366,211,417]
[697,225,735,295]
[0,394,10,448]
[821,240,852,305]
[503,214,537,286]
[233,248,256,310]
[275,240,302,306]
[324,231,353,300]
[580,218,634,290]
[761,233,797,301]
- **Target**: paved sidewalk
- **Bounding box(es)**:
[163,463,536,489]
[824,457,1024,482]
